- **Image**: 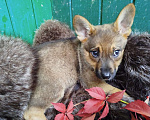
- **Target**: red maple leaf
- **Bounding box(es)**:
[76,87,106,119]
[55,113,68,120]
[85,87,106,100]
[76,87,125,120]
[52,99,74,120]
[81,113,96,120]
[123,100,150,117]
[130,113,137,120]
[76,107,92,117]
[107,90,125,103]
[99,102,109,119]
[52,103,66,113]
[143,115,150,120]
[84,98,104,113]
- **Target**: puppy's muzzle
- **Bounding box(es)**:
[96,67,116,80]
[100,68,111,79]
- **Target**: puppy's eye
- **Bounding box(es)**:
[113,50,120,57]
[90,51,99,58]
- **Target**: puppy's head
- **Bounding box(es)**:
[73,3,135,80]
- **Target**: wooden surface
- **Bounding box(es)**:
[0,0,149,44]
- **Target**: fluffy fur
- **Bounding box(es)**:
[45,33,150,120]
[34,19,150,105]
[0,19,76,120]
[0,5,149,120]
[108,33,150,102]
[33,20,75,46]
[29,4,137,120]
[0,36,36,120]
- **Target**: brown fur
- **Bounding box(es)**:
[25,38,80,120]
[25,4,135,119]
[33,20,75,46]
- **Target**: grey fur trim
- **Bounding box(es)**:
[0,36,35,120]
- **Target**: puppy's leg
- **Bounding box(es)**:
[97,81,128,95]
[24,107,46,120]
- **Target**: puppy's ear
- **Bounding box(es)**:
[73,15,95,42]
[114,3,135,37]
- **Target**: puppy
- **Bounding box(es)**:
[25,3,135,120]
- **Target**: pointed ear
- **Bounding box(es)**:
[73,15,95,42]
[114,3,135,37]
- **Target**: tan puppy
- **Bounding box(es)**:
[24,3,135,120]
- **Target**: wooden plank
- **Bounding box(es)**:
[133,0,150,32]
[0,0,14,35]
[31,0,52,28]
[5,0,36,44]
[72,0,101,26]
[102,0,131,25]
[51,0,72,28]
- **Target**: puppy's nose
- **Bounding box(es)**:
[101,68,111,79]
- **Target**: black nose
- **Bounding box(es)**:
[101,69,111,79]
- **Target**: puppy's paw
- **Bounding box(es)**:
[24,107,46,120]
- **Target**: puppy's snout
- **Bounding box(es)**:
[100,68,111,79]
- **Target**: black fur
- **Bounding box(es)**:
[108,34,150,102]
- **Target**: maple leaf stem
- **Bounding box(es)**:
[66,115,70,120]
[135,112,138,119]
[120,100,129,104]
[73,102,81,107]
[73,100,89,107]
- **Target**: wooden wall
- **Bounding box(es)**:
[0,0,149,44]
